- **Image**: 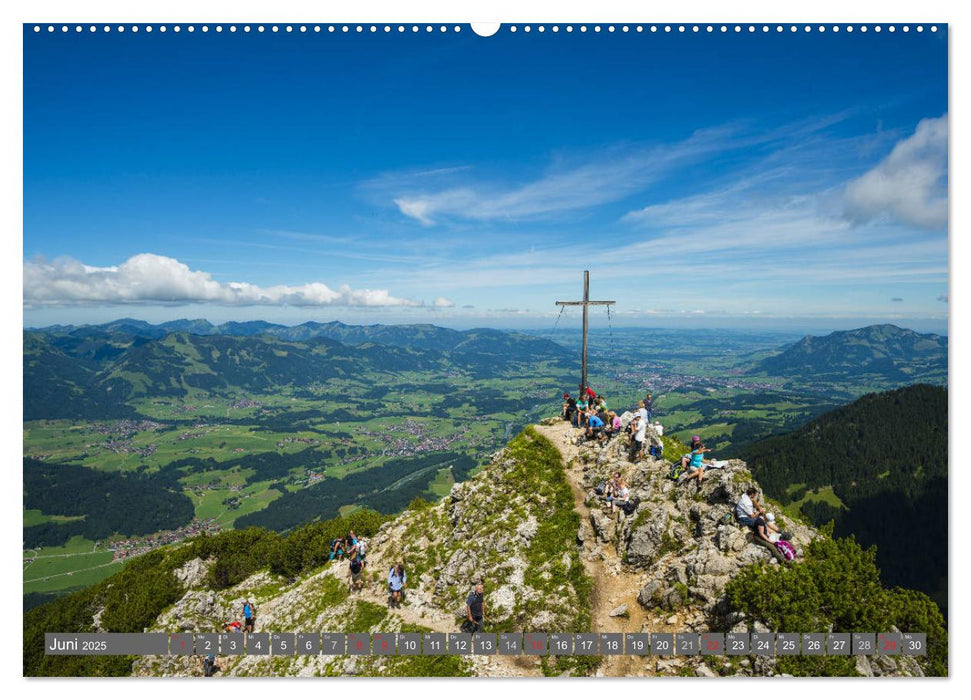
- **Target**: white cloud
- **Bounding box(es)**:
[23,254,421,308]
[432,297,455,308]
[382,126,740,225]
[843,114,948,229]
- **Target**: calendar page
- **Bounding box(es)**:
[21,4,949,683]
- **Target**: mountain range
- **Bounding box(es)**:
[24,322,573,421]
[754,324,947,386]
[24,422,947,677]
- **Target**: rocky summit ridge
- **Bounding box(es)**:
[131,420,924,678]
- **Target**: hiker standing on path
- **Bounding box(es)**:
[466,582,486,633]
[242,601,256,633]
[349,555,365,592]
[201,653,219,677]
[388,564,406,608]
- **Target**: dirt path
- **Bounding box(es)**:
[534,422,692,677]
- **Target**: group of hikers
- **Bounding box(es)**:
[567,386,799,567]
[329,529,369,591]
[205,600,257,676]
[562,389,660,458]
[220,600,256,635]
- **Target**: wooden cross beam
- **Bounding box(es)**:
[555,270,615,397]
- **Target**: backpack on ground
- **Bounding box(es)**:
[667,462,686,480]
[203,655,216,677]
[648,443,663,459]
[594,479,606,496]
[775,539,797,562]
[620,497,640,515]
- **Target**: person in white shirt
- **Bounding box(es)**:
[735,488,765,529]
[628,415,646,461]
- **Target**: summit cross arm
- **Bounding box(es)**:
[555,270,615,398]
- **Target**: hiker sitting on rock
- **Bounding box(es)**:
[223,619,243,633]
[604,471,622,503]
[681,443,712,485]
[764,512,794,542]
[388,563,406,607]
[753,515,790,566]
[585,409,606,443]
[609,479,630,512]
[562,393,577,423]
[574,396,589,427]
[608,411,622,437]
[679,436,701,469]
[735,487,766,529]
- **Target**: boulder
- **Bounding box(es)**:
[625,504,669,568]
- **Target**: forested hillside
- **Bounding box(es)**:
[740,384,947,611]
[23,459,195,548]
[754,324,946,387]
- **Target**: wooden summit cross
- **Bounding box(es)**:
[555,270,615,398]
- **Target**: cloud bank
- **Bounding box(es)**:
[843,114,948,229]
[23,254,435,308]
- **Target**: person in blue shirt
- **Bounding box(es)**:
[585,410,605,442]
[681,443,711,485]
[242,601,256,633]
[388,564,407,608]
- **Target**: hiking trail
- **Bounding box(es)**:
[536,422,684,677]
[350,555,544,677]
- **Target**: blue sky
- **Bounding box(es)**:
[23,24,949,333]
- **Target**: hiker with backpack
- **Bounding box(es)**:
[465,582,486,633]
[348,555,365,592]
[735,487,766,529]
[388,563,406,607]
[329,536,347,562]
[201,653,219,677]
[242,601,256,633]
